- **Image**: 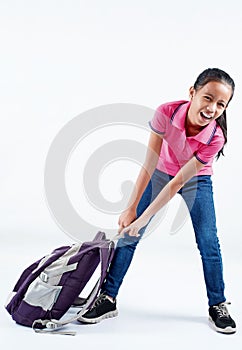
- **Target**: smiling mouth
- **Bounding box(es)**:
[200,111,213,120]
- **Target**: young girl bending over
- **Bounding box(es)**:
[80,68,236,334]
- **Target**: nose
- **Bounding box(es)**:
[206,103,216,113]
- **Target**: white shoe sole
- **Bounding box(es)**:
[78,310,118,324]
[209,317,236,334]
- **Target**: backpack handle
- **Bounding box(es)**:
[92,231,106,241]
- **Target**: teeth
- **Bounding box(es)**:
[201,112,212,119]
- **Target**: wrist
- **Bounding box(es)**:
[125,203,137,213]
[139,212,151,223]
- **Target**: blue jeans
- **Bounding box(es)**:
[102,169,226,306]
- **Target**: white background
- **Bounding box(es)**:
[0,1,241,349]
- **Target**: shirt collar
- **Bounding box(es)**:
[171,101,217,145]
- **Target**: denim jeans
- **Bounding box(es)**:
[102,169,226,306]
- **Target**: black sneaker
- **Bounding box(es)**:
[209,302,236,334]
[78,293,118,324]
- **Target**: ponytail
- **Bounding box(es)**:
[216,111,227,160]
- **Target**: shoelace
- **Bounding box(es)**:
[213,302,231,318]
[90,294,107,309]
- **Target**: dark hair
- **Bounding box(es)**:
[193,68,235,159]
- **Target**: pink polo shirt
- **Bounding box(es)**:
[149,100,225,176]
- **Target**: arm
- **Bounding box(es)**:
[120,156,205,236]
[118,131,163,231]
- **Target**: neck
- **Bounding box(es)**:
[185,116,203,137]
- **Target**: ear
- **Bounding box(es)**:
[189,86,195,99]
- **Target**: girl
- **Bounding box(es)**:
[80,68,236,334]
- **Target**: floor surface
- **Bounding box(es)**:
[1,228,241,350]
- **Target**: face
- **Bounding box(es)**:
[187,81,232,129]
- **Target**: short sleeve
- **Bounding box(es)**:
[149,104,167,135]
[195,129,225,164]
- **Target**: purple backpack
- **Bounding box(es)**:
[5,232,115,335]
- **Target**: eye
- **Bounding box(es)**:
[218,102,225,108]
[204,96,211,101]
